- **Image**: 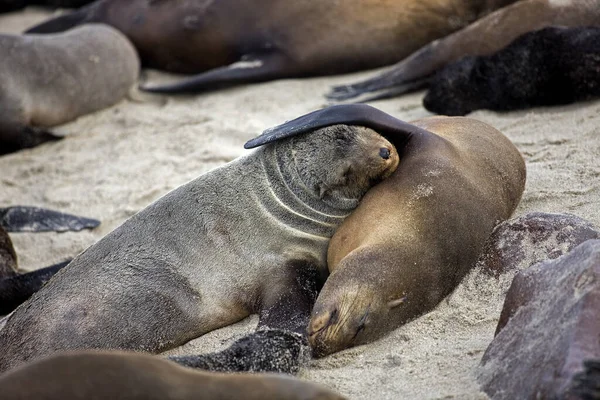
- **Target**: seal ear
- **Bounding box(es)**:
[244,104,430,149]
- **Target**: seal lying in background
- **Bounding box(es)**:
[0,119,399,372]
[0,206,100,315]
[248,106,525,357]
[0,0,93,14]
[424,26,600,115]
[0,350,346,400]
[26,0,518,94]
[0,24,139,155]
[328,0,600,102]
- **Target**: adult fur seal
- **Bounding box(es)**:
[423,26,600,115]
[328,0,600,102]
[0,115,399,372]
[0,24,139,155]
[0,350,346,400]
[0,207,100,315]
[254,107,525,357]
[26,0,518,94]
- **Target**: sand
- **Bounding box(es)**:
[1,8,599,400]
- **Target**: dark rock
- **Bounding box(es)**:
[477,212,600,278]
[478,239,600,400]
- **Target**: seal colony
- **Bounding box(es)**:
[328,0,600,102]
[244,105,526,356]
[0,120,399,372]
[26,0,519,94]
[0,350,346,400]
[0,24,139,154]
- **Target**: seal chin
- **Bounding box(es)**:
[308,295,374,358]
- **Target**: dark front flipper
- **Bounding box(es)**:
[24,3,94,34]
[244,104,432,149]
[168,329,306,374]
[0,127,62,156]
[0,206,100,233]
[140,53,293,94]
[0,260,69,315]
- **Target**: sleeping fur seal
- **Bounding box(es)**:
[0,24,139,155]
[0,350,346,400]
[0,207,100,315]
[423,26,600,115]
[328,0,600,102]
[250,106,525,357]
[0,118,399,372]
[26,0,518,94]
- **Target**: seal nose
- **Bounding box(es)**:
[309,307,339,338]
[379,147,391,160]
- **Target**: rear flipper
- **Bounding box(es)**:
[0,206,100,233]
[140,53,293,94]
[326,0,559,102]
[0,260,70,315]
[0,127,62,156]
[168,329,306,374]
[24,2,96,34]
[168,259,324,374]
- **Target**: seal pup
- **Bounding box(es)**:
[328,0,600,102]
[423,26,600,115]
[246,105,525,357]
[0,24,139,155]
[0,207,100,315]
[26,0,518,94]
[0,350,347,400]
[0,118,399,372]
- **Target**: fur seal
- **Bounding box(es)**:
[0,116,399,372]
[0,350,346,400]
[423,26,600,115]
[0,207,100,315]
[0,24,139,155]
[328,0,600,102]
[26,0,518,94]
[253,107,525,357]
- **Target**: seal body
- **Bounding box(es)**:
[328,0,600,102]
[308,116,526,356]
[27,0,518,93]
[0,125,398,372]
[0,350,346,400]
[424,26,600,115]
[0,24,139,154]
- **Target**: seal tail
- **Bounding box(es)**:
[0,206,100,233]
[140,53,290,94]
[0,260,70,315]
[24,2,96,34]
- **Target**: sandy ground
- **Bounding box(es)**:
[2,8,599,400]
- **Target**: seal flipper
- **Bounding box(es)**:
[24,4,95,34]
[244,104,431,149]
[168,330,306,374]
[0,127,62,156]
[0,206,100,233]
[0,260,70,315]
[140,52,292,94]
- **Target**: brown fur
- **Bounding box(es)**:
[0,350,346,400]
[28,0,518,77]
[308,117,526,356]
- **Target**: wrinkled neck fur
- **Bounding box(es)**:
[258,144,355,236]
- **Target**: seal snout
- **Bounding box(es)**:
[379,147,391,160]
